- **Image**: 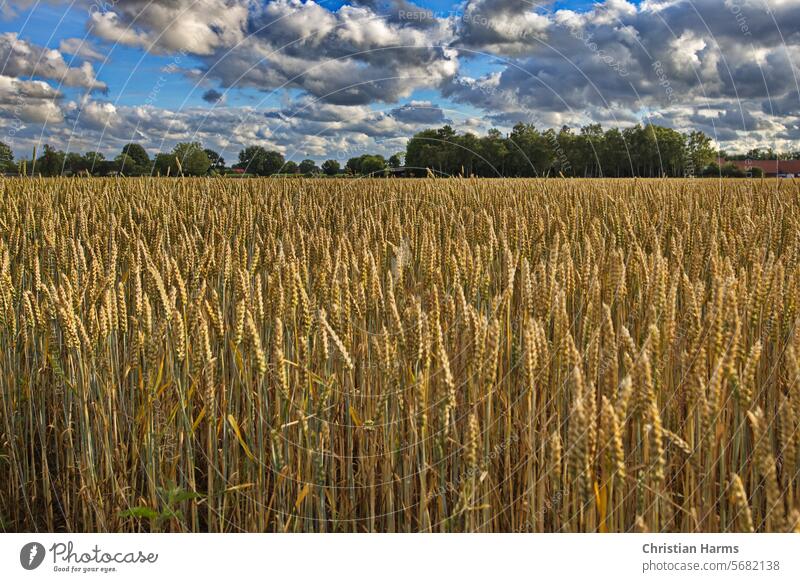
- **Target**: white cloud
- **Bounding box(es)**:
[4,0,800,154]
[0,74,63,123]
[59,38,105,62]
[0,33,107,90]
[88,0,249,55]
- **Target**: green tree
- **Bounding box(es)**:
[204,149,225,171]
[261,150,285,176]
[476,129,508,176]
[685,130,715,176]
[721,162,745,177]
[36,145,66,176]
[299,159,317,175]
[116,144,150,176]
[82,151,104,171]
[579,123,604,177]
[172,142,210,176]
[600,128,629,177]
[405,128,442,176]
[388,153,403,168]
[64,152,85,175]
[236,146,284,176]
[321,159,340,175]
[121,144,150,166]
[453,132,480,176]
[153,153,174,176]
[0,141,14,172]
[345,156,363,175]
[344,154,387,176]
[506,123,552,177]
[283,160,298,174]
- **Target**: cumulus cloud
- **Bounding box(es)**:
[444,0,800,150]
[0,74,63,123]
[58,38,105,62]
[390,101,451,124]
[88,0,458,105]
[4,0,800,154]
[0,33,107,90]
[2,89,468,164]
[88,0,250,55]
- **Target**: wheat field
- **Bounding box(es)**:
[1,177,799,533]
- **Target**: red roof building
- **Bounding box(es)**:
[718,158,800,177]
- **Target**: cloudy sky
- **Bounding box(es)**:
[0,0,798,163]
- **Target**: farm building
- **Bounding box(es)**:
[720,159,800,177]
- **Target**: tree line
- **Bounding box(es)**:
[0,141,327,177]
[1,122,792,178]
[404,123,726,177]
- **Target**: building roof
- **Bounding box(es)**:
[721,159,800,174]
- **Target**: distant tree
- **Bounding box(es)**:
[115,154,141,176]
[345,156,363,175]
[299,159,317,175]
[204,148,225,171]
[578,123,604,177]
[36,145,66,176]
[236,146,284,176]
[404,128,439,176]
[150,144,209,176]
[388,153,403,168]
[153,153,174,176]
[684,130,716,176]
[742,147,776,161]
[721,162,745,178]
[116,143,150,176]
[0,141,14,172]
[236,146,266,173]
[403,123,723,179]
[260,150,285,176]
[455,132,480,176]
[344,154,386,176]
[505,123,552,177]
[78,152,105,175]
[600,127,628,177]
[121,143,150,166]
[64,152,85,175]
[283,160,299,174]
[476,129,507,176]
[321,159,340,175]
[170,142,210,176]
[359,155,386,176]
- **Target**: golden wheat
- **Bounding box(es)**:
[0,177,798,533]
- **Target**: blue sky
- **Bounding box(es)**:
[1,0,798,161]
